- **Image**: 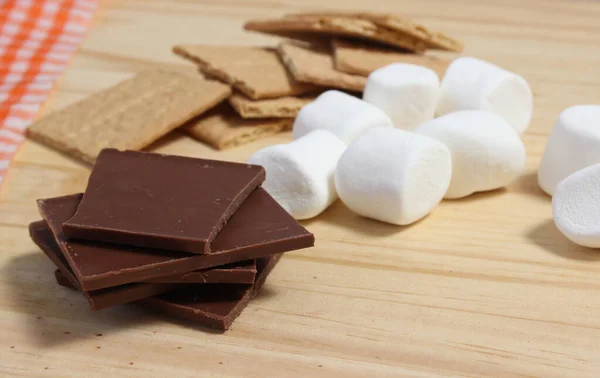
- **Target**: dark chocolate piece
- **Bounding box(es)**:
[141,254,282,330]
[30,220,256,287]
[29,221,179,310]
[145,259,256,284]
[63,149,265,254]
[70,280,175,311]
[54,254,282,330]
[38,189,313,291]
[55,268,78,288]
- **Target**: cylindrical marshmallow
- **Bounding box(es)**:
[553,163,600,248]
[363,63,440,130]
[247,130,346,220]
[538,105,600,196]
[335,127,452,225]
[415,110,526,199]
[292,90,393,144]
[437,57,533,134]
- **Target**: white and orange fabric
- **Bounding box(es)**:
[0,0,97,185]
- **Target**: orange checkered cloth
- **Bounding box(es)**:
[0,0,97,185]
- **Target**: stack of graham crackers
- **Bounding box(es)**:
[244,12,462,92]
[30,148,314,330]
[26,12,462,162]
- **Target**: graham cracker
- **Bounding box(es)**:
[287,12,464,52]
[278,42,366,92]
[332,39,451,77]
[27,70,231,164]
[228,92,317,119]
[245,15,426,52]
[173,45,317,100]
[185,103,291,150]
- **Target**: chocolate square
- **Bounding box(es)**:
[62,149,265,254]
[38,189,313,291]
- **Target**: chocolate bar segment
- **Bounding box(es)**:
[30,220,256,285]
[144,260,256,284]
[142,254,282,330]
[54,254,282,330]
[50,267,177,311]
[29,221,178,310]
[62,149,266,254]
[38,189,314,291]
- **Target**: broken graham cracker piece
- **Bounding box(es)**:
[228,92,317,119]
[173,45,317,100]
[358,13,464,52]
[287,12,464,52]
[26,70,230,164]
[278,42,366,92]
[185,103,291,150]
[245,15,426,52]
[332,39,451,77]
[61,149,266,255]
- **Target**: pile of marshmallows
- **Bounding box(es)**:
[540,105,600,248]
[249,54,600,249]
[249,56,532,226]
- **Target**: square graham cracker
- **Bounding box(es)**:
[173,45,318,100]
[228,92,317,119]
[287,12,464,52]
[245,15,426,52]
[185,103,291,150]
[278,42,366,92]
[332,39,451,77]
[26,70,230,164]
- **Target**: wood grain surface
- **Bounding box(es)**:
[2,0,600,376]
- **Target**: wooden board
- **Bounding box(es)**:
[2,0,600,376]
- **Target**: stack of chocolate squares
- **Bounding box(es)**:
[29,148,314,330]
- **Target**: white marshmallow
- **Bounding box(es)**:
[247,130,346,220]
[415,110,526,199]
[538,105,600,196]
[553,163,600,248]
[437,57,533,134]
[363,63,440,130]
[335,127,452,225]
[292,90,393,144]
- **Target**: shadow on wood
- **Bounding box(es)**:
[2,252,158,347]
[302,200,406,238]
[143,129,189,152]
[509,171,551,203]
[442,187,508,204]
[440,171,550,205]
[252,284,278,301]
[527,219,600,261]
